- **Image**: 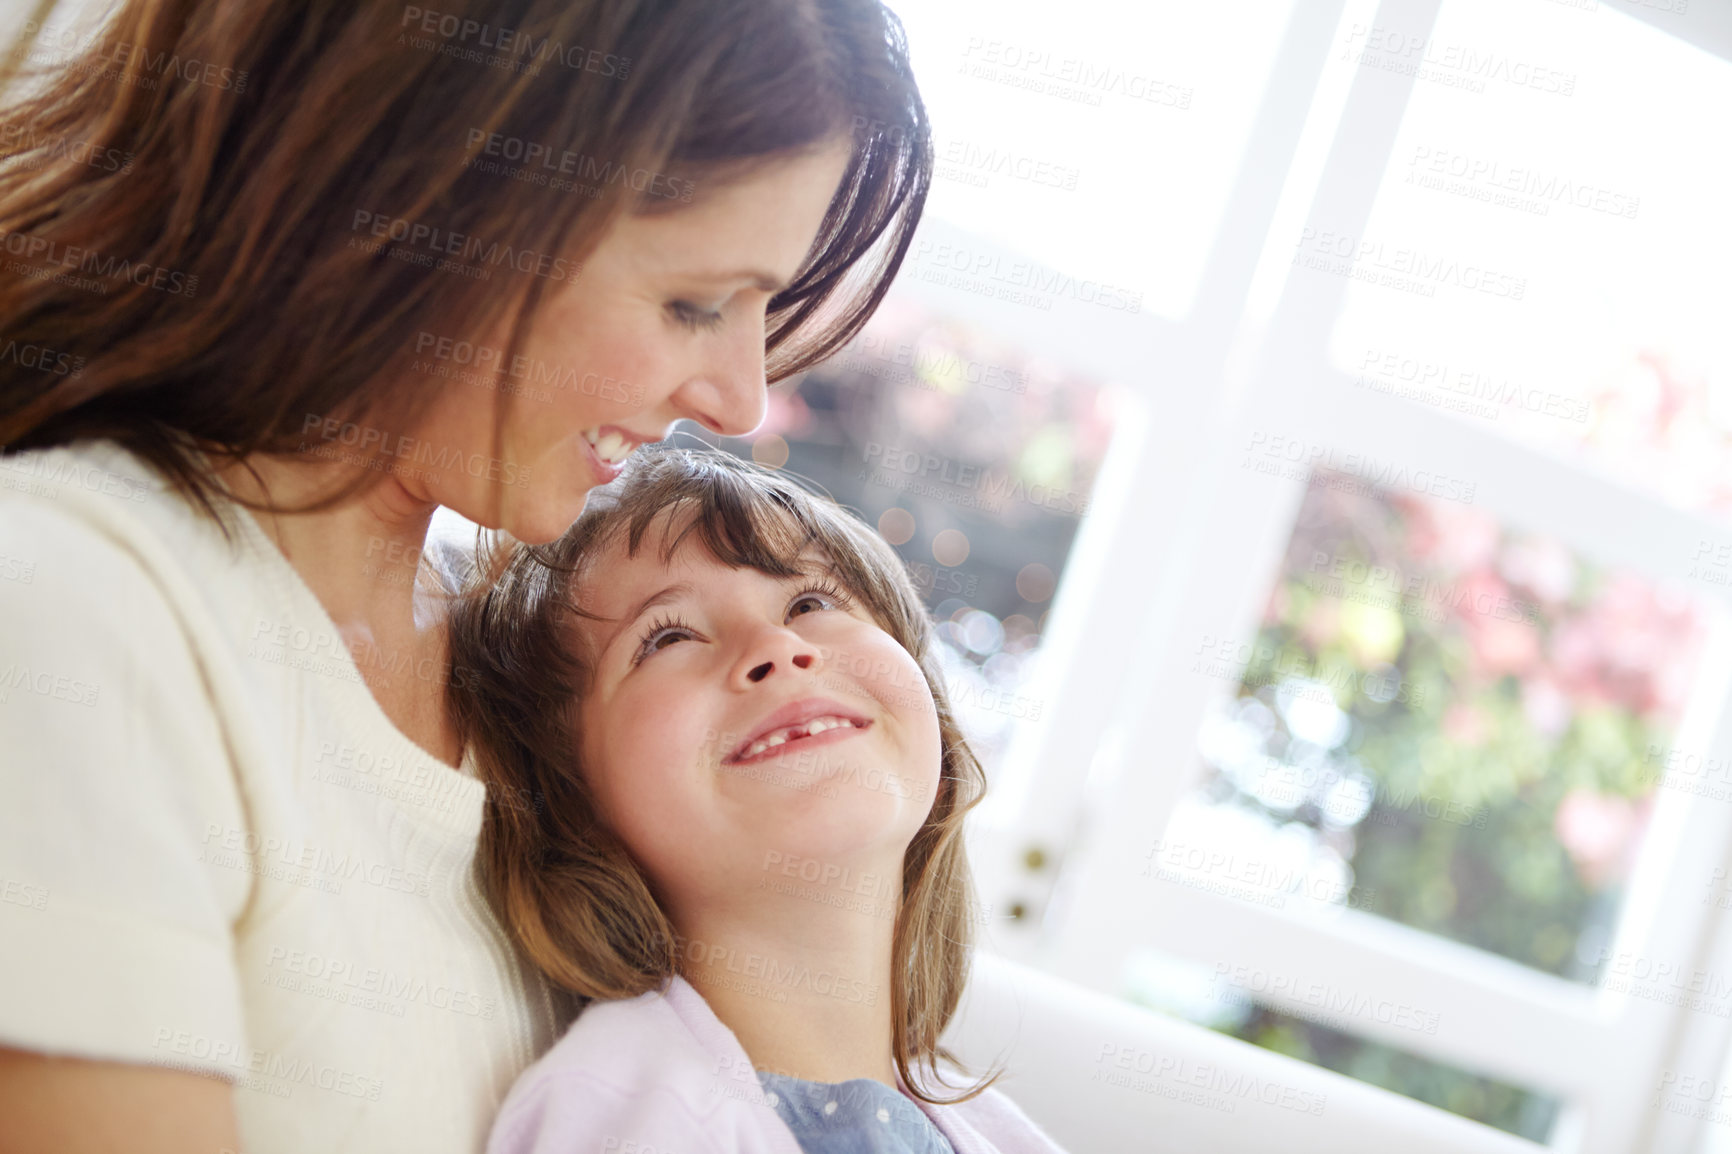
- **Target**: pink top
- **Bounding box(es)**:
[487,975,1069,1154]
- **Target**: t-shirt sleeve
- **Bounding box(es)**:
[0,500,252,1076]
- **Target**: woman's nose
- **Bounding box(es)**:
[669,314,770,437]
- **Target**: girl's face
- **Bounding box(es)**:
[570,515,943,920]
[411,139,855,545]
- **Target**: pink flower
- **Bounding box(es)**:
[1464,613,1541,680]
[1499,538,1575,604]
[1553,788,1644,890]
[1521,676,1573,738]
[1442,703,1489,745]
[1297,598,1341,651]
[1409,503,1500,572]
[1549,618,1596,675]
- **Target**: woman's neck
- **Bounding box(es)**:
[673,886,902,1089]
[216,456,462,765]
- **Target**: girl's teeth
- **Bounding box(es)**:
[738,716,858,759]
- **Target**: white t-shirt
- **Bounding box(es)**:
[0,439,562,1152]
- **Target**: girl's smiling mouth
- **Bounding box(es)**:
[724,697,873,765]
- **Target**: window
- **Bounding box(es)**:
[894,0,1302,320]
[1142,472,1716,1140]
[795,2,1732,1152]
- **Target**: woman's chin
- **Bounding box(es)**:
[494,487,597,546]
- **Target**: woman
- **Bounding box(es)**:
[0,1,931,1151]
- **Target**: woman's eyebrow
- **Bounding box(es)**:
[598,581,696,661]
[687,267,787,293]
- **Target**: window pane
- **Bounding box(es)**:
[1164,469,1712,981]
[698,294,1118,779]
[1322,0,1732,521]
[1122,946,1562,1141]
[891,0,1299,319]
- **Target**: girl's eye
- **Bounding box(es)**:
[630,581,853,667]
[667,301,725,332]
[632,615,698,665]
[788,580,855,620]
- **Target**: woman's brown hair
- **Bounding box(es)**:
[0,0,931,521]
[447,444,1002,1105]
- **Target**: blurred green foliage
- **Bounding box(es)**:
[1187,471,1708,1139]
[1222,472,1702,979]
[1233,1005,1560,1140]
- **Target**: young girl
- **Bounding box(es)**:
[449,445,1068,1153]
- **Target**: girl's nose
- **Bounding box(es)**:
[745,651,815,683]
[731,625,818,688]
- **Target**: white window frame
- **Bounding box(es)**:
[887,2,1732,1151]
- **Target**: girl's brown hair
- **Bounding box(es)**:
[0,0,931,520]
[447,444,1001,1104]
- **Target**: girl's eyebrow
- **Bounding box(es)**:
[598,581,696,662]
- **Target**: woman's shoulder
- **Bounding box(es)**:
[0,439,242,574]
[0,441,222,623]
[0,438,166,503]
[0,440,294,664]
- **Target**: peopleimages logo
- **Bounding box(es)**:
[398,6,631,77]
[410,331,638,403]
[0,664,100,708]
[1353,346,1590,425]
[1211,963,1441,1035]
[263,946,498,1019]
[348,210,581,283]
[0,338,84,378]
[0,227,198,297]
[1293,229,1526,302]
[464,130,693,201]
[21,20,250,93]
[200,823,432,897]
[151,1029,383,1101]
[298,413,533,489]
[1094,1043,1327,1115]
[861,442,1090,516]
[0,453,152,502]
[0,123,134,174]
[674,936,879,1006]
[910,239,1143,313]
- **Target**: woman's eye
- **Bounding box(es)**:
[667,301,725,332]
